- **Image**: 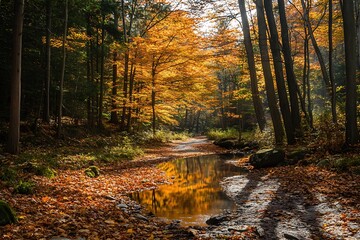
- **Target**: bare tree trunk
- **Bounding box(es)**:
[110,10,119,124]
[98,7,105,129]
[120,0,129,130]
[301,0,335,122]
[328,0,337,124]
[7,0,24,154]
[342,0,359,145]
[255,0,284,145]
[238,0,266,132]
[126,62,136,131]
[264,0,295,144]
[356,0,360,70]
[151,60,156,136]
[43,0,51,123]
[57,0,68,138]
[86,14,95,128]
[110,51,119,123]
[277,0,302,134]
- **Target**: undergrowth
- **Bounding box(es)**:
[138,130,190,143]
[207,128,253,142]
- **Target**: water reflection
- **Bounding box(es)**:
[129,154,244,226]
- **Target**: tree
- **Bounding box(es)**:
[277,0,302,134]
[7,0,25,154]
[237,0,266,132]
[300,0,336,123]
[342,0,359,145]
[328,0,337,123]
[264,0,295,144]
[57,0,68,138]
[43,0,52,123]
[255,0,284,145]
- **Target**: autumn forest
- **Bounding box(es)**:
[0,0,359,239]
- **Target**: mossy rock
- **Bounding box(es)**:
[14,181,35,194]
[36,166,57,179]
[0,200,17,226]
[317,159,331,168]
[249,148,285,169]
[84,166,100,178]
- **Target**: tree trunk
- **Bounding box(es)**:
[277,0,302,134]
[86,14,95,128]
[355,0,360,70]
[255,0,284,145]
[110,10,119,124]
[120,0,129,131]
[238,0,266,132]
[98,8,105,129]
[342,0,359,145]
[43,0,51,123]
[110,51,119,123]
[57,0,68,138]
[264,0,295,144]
[7,0,25,154]
[126,62,136,131]
[328,0,337,124]
[151,60,156,136]
[301,0,335,122]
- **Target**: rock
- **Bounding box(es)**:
[214,138,259,150]
[228,225,249,232]
[249,149,285,169]
[188,228,199,236]
[214,138,238,149]
[317,159,331,168]
[0,200,17,226]
[135,213,149,222]
[117,203,128,209]
[104,195,117,201]
[286,148,308,165]
[206,215,229,226]
[284,233,300,240]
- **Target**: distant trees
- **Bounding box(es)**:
[1,0,359,153]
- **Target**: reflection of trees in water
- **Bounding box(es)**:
[131,155,241,220]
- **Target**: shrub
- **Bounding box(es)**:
[207,128,240,141]
[0,168,18,183]
[139,130,190,143]
[35,166,57,179]
[84,166,100,178]
[0,200,17,226]
[22,162,56,179]
[14,181,34,194]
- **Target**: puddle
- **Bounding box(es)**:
[129,154,245,226]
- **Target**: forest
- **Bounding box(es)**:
[0,0,359,239]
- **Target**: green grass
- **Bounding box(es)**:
[139,130,190,143]
[207,128,246,141]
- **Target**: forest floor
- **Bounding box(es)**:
[0,136,360,239]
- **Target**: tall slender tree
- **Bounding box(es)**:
[277,0,302,134]
[264,0,295,144]
[57,0,68,138]
[255,0,284,144]
[342,0,359,145]
[7,0,25,154]
[328,0,337,124]
[238,0,266,132]
[43,0,52,123]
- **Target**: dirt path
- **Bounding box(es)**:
[1,137,359,239]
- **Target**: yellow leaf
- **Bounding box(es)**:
[127,228,134,234]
